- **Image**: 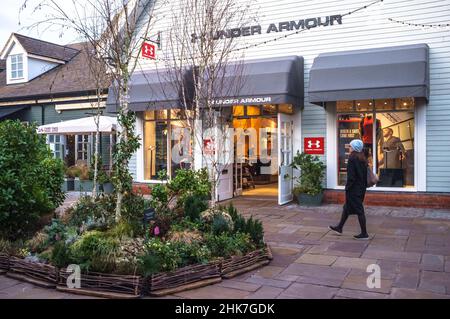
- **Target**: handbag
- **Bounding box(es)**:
[367,167,379,188]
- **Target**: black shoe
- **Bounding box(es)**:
[328,225,342,235]
[353,233,369,240]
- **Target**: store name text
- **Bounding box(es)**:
[191,15,342,42]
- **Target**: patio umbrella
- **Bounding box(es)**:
[37,116,118,134]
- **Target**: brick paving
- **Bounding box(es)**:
[1,194,450,299]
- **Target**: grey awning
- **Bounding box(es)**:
[209,56,304,108]
[0,105,28,119]
[308,44,430,105]
[106,68,193,112]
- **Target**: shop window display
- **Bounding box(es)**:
[337,99,415,188]
[144,110,192,180]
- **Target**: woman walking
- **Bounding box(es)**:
[329,139,369,240]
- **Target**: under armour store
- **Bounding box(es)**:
[108,0,450,208]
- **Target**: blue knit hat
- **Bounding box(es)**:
[350,139,364,153]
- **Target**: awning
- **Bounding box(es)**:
[0,105,29,119]
[106,68,193,112]
[37,116,118,134]
[308,44,430,105]
[209,56,304,108]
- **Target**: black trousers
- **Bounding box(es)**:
[337,206,368,235]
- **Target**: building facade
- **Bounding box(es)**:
[109,0,450,207]
[0,34,113,169]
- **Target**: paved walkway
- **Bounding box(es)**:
[2,195,450,299]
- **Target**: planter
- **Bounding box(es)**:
[101,182,114,194]
[61,178,75,192]
[221,245,272,279]
[147,262,221,297]
[74,179,101,193]
[57,269,143,299]
[6,257,58,288]
[295,192,324,206]
[0,254,9,274]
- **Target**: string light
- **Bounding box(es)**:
[153,0,385,62]
[388,17,450,28]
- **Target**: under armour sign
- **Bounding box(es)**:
[304,137,325,155]
[141,42,156,59]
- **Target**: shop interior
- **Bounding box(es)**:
[337,98,415,188]
[230,104,292,198]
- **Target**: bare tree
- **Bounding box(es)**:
[21,0,161,221]
[159,0,256,205]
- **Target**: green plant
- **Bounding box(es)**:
[69,230,120,272]
[65,165,81,178]
[290,151,326,196]
[43,219,67,244]
[149,168,211,214]
[204,232,255,259]
[26,232,49,253]
[0,120,65,240]
[211,214,232,235]
[183,195,208,221]
[225,204,264,247]
[244,217,264,247]
[50,241,74,268]
[140,238,181,273]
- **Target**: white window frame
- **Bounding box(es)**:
[10,54,24,80]
[326,100,426,192]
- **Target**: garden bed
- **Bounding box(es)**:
[0,254,9,274]
[6,256,58,288]
[148,262,221,296]
[221,245,272,279]
[57,269,143,299]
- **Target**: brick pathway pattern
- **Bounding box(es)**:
[1,197,450,299]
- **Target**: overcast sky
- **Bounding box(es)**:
[0,0,82,47]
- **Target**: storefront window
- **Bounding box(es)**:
[144,111,192,180]
[76,134,90,164]
[337,98,415,188]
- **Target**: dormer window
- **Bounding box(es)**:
[10,54,24,79]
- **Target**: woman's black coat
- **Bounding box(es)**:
[344,154,368,216]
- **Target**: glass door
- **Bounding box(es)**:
[278,113,293,205]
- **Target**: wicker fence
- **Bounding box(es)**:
[148,262,222,296]
[6,257,58,288]
[0,254,9,274]
[57,269,143,298]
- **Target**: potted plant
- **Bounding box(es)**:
[99,169,114,194]
[290,151,326,206]
[74,164,94,192]
[63,165,80,192]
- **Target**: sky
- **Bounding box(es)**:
[0,0,83,48]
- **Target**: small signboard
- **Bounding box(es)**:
[203,138,215,156]
[304,137,325,155]
[141,42,156,59]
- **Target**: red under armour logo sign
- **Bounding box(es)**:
[304,137,325,155]
[141,42,156,59]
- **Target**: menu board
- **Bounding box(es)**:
[337,115,361,185]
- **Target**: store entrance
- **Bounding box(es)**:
[231,105,279,199]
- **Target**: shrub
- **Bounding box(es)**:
[200,208,233,229]
[149,168,211,213]
[139,238,181,274]
[225,204,265,247]
[0,120,65,240]
[211,214,232,235]
[66,195,110,228]
[50,241,74,268]
[69,231,120,272]
[204,232,255,259]
[290,151,326,196]
[183,195,208,221]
